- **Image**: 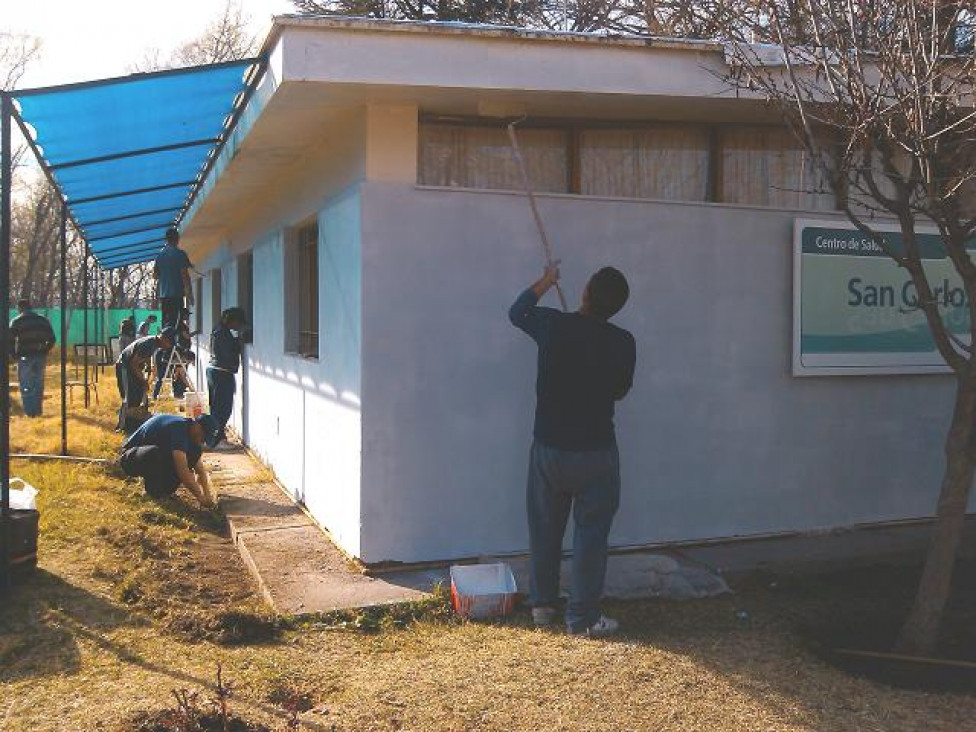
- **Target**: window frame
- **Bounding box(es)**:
[210,267,222,335]
[284,219,320,360]
[417,115,842,212]
[236,250,254,344]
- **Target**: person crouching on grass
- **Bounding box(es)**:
[119,413,218,508]
[509,264,636,637]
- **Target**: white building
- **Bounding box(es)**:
[183,16,962,565]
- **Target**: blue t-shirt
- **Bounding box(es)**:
[509,289,636,451]
[154,246,192,299]
[123,414,201,468]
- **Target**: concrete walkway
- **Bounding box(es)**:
[206,448,428,614]
[206,445,976,616]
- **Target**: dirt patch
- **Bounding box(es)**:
[98,515,279,645]
[741,560,976,691]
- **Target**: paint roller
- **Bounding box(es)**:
[507,118,569,312]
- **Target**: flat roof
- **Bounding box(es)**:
[263,14,726,55]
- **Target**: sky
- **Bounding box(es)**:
[3,0,295,89]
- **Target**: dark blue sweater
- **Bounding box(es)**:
[509,289,636,451]
[209,325,242,373]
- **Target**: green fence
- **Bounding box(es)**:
[8,308,160,347]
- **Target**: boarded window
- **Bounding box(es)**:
[285,221,319,359]
[210,268,222,333]
[419,123,569,193]
[579,127,709,201]
[236,251,254,344]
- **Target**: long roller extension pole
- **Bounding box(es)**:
[507,120,568,312]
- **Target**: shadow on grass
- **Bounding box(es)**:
[0,569,133,683]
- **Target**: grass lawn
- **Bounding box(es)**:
[2,362,976,731]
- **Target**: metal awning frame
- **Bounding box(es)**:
[0,55,269,584]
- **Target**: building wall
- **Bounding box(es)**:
[359,181,964,564]
[192,106,368,556]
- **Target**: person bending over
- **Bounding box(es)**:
[115,327,175,432]
[509,264,636,638]
[119,413,218,508]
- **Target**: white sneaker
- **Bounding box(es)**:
[572,615,619,638]
[531,607,556,627]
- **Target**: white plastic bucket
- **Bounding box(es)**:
[449,563,518,619]
[184,391,205,418]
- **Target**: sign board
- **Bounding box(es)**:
[793,218,970,376]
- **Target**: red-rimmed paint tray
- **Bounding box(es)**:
[450,563,517,619]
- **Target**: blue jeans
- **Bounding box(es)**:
[206,367,236,442]
[17,355,46,417]
[527,440,620,633]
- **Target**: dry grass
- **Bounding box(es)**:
[3,363,976,731]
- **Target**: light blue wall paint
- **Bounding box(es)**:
[195,190,364,557]
[359,182,959,564]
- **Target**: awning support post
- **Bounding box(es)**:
[60,203,68,455]
[83,248,89,408]
[1,93,12,585]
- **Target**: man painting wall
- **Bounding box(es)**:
[8,299,56,417]
[153,227,194,329]
[206,307,247,449]
[509,264,636,638]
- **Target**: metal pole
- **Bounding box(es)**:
[60,204,67,455]
[1,93,12,584]
[83,249,89,408]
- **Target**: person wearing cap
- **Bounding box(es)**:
[116,327,175,431]
[206,307,247,448]
[153,228,194,329]
[119,412,217,507]
[137,313,158,337]
[8,298,56,417]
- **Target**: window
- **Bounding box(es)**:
[419,123,569,193]
[236,251,254,344]
[194,278,203,334]
[285,221,319,359]
[210,268,222,333]
[579,127,709,201]
[718,127,836,210]
[417,118,840,212]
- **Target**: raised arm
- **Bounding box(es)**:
[509,262,560,339]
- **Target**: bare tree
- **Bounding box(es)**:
[0,33,41,91]
[718,0,976,656]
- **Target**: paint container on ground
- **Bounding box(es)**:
[184,391,204,418]
[450,563,517,619]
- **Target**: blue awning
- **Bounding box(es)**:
[12,59,261,269]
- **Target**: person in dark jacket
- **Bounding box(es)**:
[119,316,137,352]
[206,307,246,448]
[509,264,636,638]
[120,413,218,507]
[8,299,56,417]
[115,327,175,432]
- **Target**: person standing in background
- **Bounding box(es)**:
[119,316,136,352]
[8,299,56,417]
[137,313,157,337]
[153,228,194,329]
[206,307,247,449]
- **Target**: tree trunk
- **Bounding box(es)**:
[895,374,976,655]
